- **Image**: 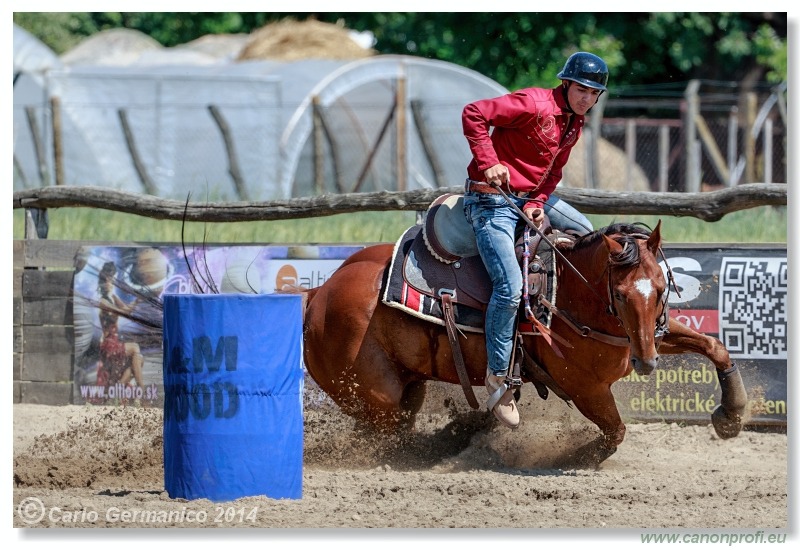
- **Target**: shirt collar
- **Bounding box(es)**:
[552,86,572,116]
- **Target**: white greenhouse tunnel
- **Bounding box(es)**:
[13,24,510,200]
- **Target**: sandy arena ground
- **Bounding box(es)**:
[11,385,789,542]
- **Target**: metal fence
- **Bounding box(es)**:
[597,80,787,192]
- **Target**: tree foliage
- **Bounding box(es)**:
[14,12,787,89]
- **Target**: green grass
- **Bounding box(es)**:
[13,205,786,244]
[12,208,419,244]
[587,206,787,244]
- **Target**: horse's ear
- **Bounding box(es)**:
[647,220,663,253]
[602,233,624,255]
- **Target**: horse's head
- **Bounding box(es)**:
[601,221,667,375]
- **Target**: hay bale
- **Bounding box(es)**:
[176,33,250,60]
[562,136,651,191]
[60,28,162,66]
[237,18,374,61]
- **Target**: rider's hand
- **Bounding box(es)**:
[525,207,544,228]
[484,164,510,186]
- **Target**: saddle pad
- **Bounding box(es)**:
[381,225,559,335]
[405,225,491,311]
[382,225,486,332]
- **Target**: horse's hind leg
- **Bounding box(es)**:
[347,341,429,432]
[303,261,423,433]
[306,328,417,432]
[658,319,747,439]
[331,350,423,433]
[400,380,427,425]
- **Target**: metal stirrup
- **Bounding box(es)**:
[486,370,522,411]
[486,380,511,411]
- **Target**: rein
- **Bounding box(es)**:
[490,183,601,300]
[520,226,674,349]
[537,295,632,347]
[493,182,678,351]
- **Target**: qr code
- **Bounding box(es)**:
[719,257,787,359]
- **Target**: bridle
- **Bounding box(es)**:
[491,183,677,349]
[602,235,675,343]
[525,227,675,349]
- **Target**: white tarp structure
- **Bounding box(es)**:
[13,24,63,190]
[13,24,508,199]
[14,24,63,74]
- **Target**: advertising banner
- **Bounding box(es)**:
[71,244,362,406]
[613,245,787,427]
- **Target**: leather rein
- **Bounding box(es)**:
[520,219,676,350]
[490,183,670,349]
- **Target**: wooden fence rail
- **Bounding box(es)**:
[14,183,786,224]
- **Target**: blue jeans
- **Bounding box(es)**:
[545,195,593,234]
[463,189,591,375]
[464,191,527,376]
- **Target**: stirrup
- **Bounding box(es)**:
[486,381,506,411]
[486,373,521,411]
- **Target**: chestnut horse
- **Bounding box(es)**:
[302,221,748,465]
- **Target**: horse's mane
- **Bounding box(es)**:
[563,222,654,268]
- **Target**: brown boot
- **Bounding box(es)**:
[485,368,520,428]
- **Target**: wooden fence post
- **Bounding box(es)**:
[310,95,343,193]
[625,119,636,192]
[411,99,446,188]
[764,118,773,184]
[24,208,49,240]
[312,96,325,195]
[658,125,669,192]
[684,80,701,192]
[353,97,396,194]
[25,106,49,185]
[395,70,407,192]
[208,104,249,201]
[51,96,64,187]
[745,92,757,184]
[727,107,739,188]
[586,92,607,190]
[118,108,158,196]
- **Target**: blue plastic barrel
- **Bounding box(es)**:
[162,294,304,501]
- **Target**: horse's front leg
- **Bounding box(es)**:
[567,386,626,468]
[658,318,747,439]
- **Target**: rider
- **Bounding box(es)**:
[462,51,609,428]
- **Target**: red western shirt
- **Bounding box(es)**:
[462,86,584,210]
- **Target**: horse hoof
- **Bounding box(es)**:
[569,437,617,468]
[711,405,742,439]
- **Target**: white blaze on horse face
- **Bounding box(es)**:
[634,278,654,300]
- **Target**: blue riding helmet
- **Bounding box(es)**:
[557,52,609,92]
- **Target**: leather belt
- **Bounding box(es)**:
[465,179,529,198]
